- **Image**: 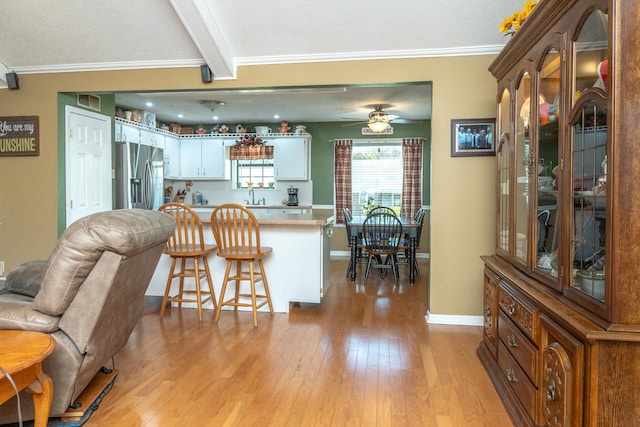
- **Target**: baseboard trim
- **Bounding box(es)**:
[425,311,483,326]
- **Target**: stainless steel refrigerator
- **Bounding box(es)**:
[115,141,164,210]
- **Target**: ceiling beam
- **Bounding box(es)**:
[169,0,235,80]
[0,62,9,89]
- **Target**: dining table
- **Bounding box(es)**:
[348,215,421,284]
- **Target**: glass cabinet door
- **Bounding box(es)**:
[515,72,532,265]
[574,10,608,103]
[534,48,561,280]
[571,103,606,302]
[570,10,608,304]
[497,89,511,256]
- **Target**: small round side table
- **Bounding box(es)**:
[0,330,56,427]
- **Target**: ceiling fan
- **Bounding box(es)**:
[342,105,404,132]
[368,105,399,123]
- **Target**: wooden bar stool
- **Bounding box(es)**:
[210,204,273,327]
[158,202,217,322]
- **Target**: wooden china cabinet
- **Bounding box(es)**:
[477,1,640,426]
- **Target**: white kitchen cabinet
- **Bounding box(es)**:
[116,118,162,147]
[116,121,140,143]
[180,137,229,179]
[140,128,161,148]
[282,222,332,303]
[114,121,124,142]
[164,134,180,178]
[201,139,226,178]
[273,137,308,180]
[115,118,314,182]
[180,138,201,177]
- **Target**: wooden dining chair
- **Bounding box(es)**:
[158,202,217,322]
[210,204,273,327]
[362,212,404,287]
[367,206,396,216]
[343,207,367,277]
[399,207,426,279]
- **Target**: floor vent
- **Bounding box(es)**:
[77,94,101,111]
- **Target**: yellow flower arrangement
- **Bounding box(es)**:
[499,1,539,36]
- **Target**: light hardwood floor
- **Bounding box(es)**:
[83,259,512,427]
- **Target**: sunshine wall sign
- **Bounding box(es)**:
[0,116,40,157]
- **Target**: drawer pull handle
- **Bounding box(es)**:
[507,303,516,316]
[507,333,519,348]
[506,367,519,383]
[546,380,556,401]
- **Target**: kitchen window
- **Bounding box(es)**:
[351,142,403,215]
[234,159,275,188]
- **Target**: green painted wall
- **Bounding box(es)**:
[304,121,431,205]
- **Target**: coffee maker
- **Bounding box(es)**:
[287,187,299,206]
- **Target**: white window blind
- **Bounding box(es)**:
[351,142,402,215]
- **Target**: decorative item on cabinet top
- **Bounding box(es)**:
[235,134,265,147]
[499,1,539,37]
[278,121,291,133]
[115,117,311,140]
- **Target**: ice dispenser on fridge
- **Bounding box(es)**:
[115,140,164,210]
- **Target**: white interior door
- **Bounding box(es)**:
[65,106,112,226]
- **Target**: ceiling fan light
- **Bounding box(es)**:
[368,121,389,133]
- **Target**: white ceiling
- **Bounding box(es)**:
[0,0,522,124]
[114,84,433,125]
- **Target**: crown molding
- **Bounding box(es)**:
[9,59,205,75]
[235,44,506,66]
[8,44,505,77]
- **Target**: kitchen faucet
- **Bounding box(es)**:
[245,188,265,205]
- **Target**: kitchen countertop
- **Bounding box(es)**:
[190,204,312,210]
[198,211,334,226]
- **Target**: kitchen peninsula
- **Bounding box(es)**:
[147,209,334,313]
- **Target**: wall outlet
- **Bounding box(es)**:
[0,261,4,277]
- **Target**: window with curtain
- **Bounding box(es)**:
[230,142,275,188]
[334,138,423,224]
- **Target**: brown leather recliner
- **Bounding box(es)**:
[0,209,175,424]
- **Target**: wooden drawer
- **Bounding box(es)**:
[498,341,538,422]
[499,312,538,385]
[498,282,540,343]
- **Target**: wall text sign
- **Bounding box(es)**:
[361,126,394,135]
[0,116,40,157]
